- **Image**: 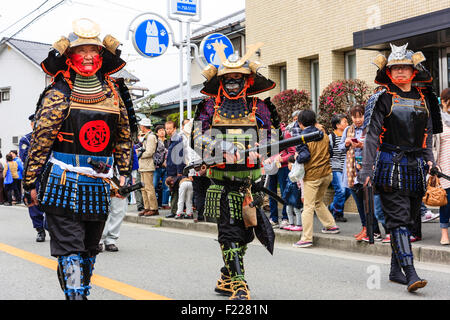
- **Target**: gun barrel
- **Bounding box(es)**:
[430,167,450,181]
[242,130,324,158]
[183,130,324,175]
[118,182,144,196]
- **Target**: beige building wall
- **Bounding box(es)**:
[245,0,450,99]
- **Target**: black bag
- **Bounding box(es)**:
[153,140,166,168]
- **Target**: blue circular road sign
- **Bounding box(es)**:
[133,19,170,58]
[200,33,234,68]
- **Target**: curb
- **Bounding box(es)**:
[124,212,450,265]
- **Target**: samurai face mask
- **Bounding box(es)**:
[222,76,246,97]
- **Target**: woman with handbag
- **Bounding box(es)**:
[2,153,18,206]
[434,88,450,245]
[360,44,443,292]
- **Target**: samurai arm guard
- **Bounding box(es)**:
[192,98,216,157]
[113,94,132,176]
[23,89,69,191]
[360,90,387,182]
[362,89,386,131]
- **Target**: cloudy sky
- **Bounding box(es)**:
[0,0,245,93]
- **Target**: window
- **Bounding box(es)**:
[12,136,19,145]
[280,66,287,91]
[311,60,319,112]
[230,36,242,56]
[0,88,10,102]
[345,51,356,80]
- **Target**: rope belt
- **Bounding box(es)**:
[49,156,115,189]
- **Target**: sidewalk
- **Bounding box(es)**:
[124,205,450,265]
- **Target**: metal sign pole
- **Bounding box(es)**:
[186,21,192,120]
[178,21,184,127]
[168,0,202,125]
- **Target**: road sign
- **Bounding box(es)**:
[199,33,234,68]
[170,0,198,16]
[132,19,170,58]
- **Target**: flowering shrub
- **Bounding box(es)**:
[272,89,312,124]
[318,79,370,133]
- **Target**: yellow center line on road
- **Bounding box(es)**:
[0,242,171,300]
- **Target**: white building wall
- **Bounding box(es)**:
[0,45,46,156]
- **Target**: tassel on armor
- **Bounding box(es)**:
[220,242,250,300]
[390,227,427,292]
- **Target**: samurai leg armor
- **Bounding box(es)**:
[388,250,407,285]
[221,242,250,300]
[81,254,96,297]
[390,227,427,292]
[57,254,86,300]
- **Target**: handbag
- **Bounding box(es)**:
[422,175,448,207]
[288,161,304,183]
[242,189,257,228]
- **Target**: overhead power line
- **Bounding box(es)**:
[0,0,50,36]
[7,0,66,39]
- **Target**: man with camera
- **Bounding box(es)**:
[137,118,159,216]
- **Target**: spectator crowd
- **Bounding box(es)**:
[1,87,449,249]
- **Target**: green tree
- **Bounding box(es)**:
[166,110,195,127]
[135,94,160,119]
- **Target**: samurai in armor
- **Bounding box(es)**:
[360,43,442,292]
[22,18,132,299]
[192,42,278,300]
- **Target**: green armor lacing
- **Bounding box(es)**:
[204,184,224,218]
[221,244,247,282]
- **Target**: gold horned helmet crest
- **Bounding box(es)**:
[52,18,121,56]
[201,42,264,81]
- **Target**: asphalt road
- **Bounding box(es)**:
[1,204,450,301]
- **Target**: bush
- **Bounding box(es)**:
[166,110,195,127]
[317,79,370,133]
[272,89,312,124]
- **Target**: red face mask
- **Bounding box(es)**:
[69,52,103,76]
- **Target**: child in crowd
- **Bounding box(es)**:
[175,175,194,219]
[281,156,303,231]
[328,114,351,222]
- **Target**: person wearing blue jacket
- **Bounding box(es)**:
[19,114,47,242]
[164,120,185,217]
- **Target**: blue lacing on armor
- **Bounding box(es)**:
[373,150,426,193]
[58,254,86,296]
[41,151,112,214]
[391,227,414,266]
[256,116,264,126]
[83,256,96,296]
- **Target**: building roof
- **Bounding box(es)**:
[0,37,139,81]
[191,9,245,40]
[136,82,205,109]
